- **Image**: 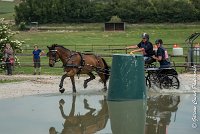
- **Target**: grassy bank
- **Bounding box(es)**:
[15,23,200,46]
[0,1,199,74]
[0,1,15,20]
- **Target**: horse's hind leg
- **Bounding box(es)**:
[84,72,95,88]
[98,73,107,91]
[83,99,96,112]
[70,76,76,93]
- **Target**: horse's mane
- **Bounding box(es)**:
[50,44,71,51]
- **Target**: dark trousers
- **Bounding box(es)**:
[6,59,12,75]
[34,58,41,68]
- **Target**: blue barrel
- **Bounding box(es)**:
[107,54,146,101]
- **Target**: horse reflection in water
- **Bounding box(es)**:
[145,95,180,134]
[49,96,109,134]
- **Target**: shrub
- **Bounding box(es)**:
[18,22,27,31]
[0,18,24,70]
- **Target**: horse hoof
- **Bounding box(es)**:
[83,83,87,88]
[59,88,65,94]
[102,88,107,92]
[59,99,65,106]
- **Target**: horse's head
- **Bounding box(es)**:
[47,45,59,67]
[47,44,72,67]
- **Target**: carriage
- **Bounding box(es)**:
[145,63,180,89]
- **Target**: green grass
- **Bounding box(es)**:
[2,23,200,74]
[0,12,15,20]
[15,23,200,47]
[0,1,15,13]
[0,1,16,20]
[0,79,23,83]
[14,66,64,75]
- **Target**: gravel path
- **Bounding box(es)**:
[0,73,200,99]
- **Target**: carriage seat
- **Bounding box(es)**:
[145,67,178,76]
[158,68,178,76]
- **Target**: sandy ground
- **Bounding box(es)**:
[0,74,106,99]
[0,73,200,99]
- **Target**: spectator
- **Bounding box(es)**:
[3,43,14,75]
[33,45,44,75]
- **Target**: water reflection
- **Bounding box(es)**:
[49,95,109,134]
[145,95,180,134]
[48,94,181,134]
[107,94,180,134]
[108,99,146,134]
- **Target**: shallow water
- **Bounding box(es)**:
[0,93,199,134]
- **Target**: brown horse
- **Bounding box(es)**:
[47,44,110,93]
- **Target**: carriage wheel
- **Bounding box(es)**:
[145,76,151,88]
[147,73,158,83]
[147,73,160,88]
[159,75,180,89]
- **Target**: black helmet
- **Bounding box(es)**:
[141,33,149,39]
[155,39,163,44]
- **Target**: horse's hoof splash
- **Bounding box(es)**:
[59,88,65,94]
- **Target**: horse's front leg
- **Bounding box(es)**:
[70,76,76,93]
[59,73,68,93]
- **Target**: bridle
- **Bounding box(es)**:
[49,49,60,63]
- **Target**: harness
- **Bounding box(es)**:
[64,52,84,67]
[76,52,85,75]
[49,48,110,76]
[64,52,85,77]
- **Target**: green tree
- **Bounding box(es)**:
[190,0,200,21]
[14,0,200,24]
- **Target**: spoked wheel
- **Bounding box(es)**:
[149,73,157,81]
[145,76,151,88]
[159,75,180,89]
[147,73,159,87]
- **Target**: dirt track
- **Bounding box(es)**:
[0,73,200,99]
[0,74,106,99]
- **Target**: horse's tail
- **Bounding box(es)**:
[101,58,110,82]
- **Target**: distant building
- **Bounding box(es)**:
[104,22,125,31]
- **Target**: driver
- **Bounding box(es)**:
[126,33,155,64]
